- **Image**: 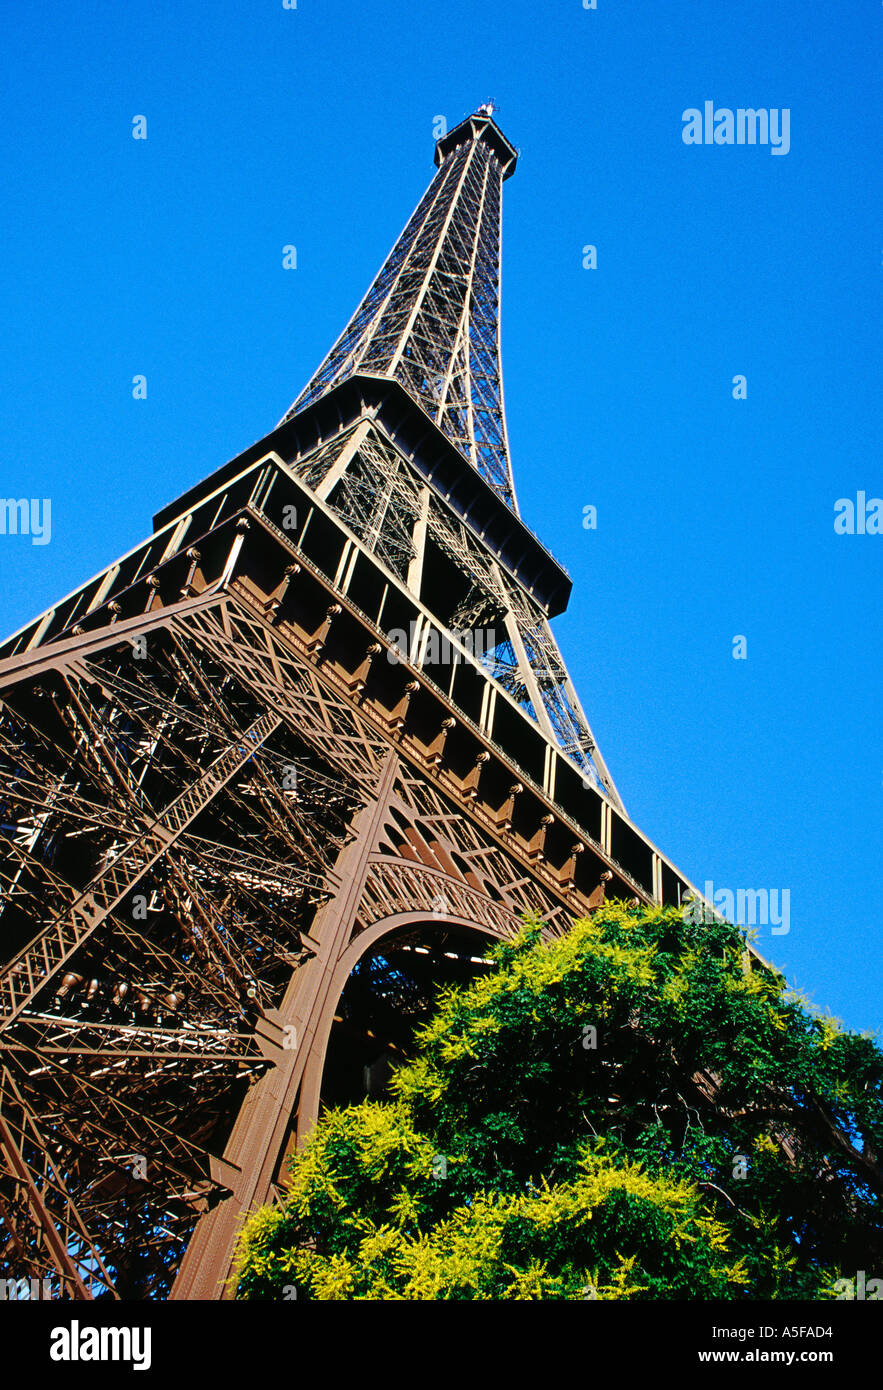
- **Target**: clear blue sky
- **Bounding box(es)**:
[1,2,880,1033]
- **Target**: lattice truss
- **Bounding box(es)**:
[314,431,504,620]
[0,617,363,1298]
[327,435,424,583]
[497,587,620,805]
[334,764,577,1059]
[281,121,518,508]
[296,426,621,807]
[373,763,574,940]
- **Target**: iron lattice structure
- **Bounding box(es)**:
[284,111,620,804]
[283,113,518,506]
[0,109,721,1301]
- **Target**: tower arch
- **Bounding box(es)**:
[296,907,507,1143]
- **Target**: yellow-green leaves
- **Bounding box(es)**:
[234,901,883,1301]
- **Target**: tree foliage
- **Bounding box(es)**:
[234,902,883,1299]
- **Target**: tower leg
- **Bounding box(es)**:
[170,755,399,1300]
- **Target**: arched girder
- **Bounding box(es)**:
[295,908,512,1146]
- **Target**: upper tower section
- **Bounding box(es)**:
[279,107,521,511]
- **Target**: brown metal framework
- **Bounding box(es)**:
[0,110,717,1300]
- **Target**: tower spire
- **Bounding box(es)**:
[281,110,520,510]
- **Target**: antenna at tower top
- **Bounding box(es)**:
[477,99,496,116]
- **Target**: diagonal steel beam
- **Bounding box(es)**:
[0,1067,118,1298]
[0,710,281,1031]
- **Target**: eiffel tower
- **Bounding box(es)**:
[0,107,705,1301]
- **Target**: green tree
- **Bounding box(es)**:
[234,903,883,1299]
